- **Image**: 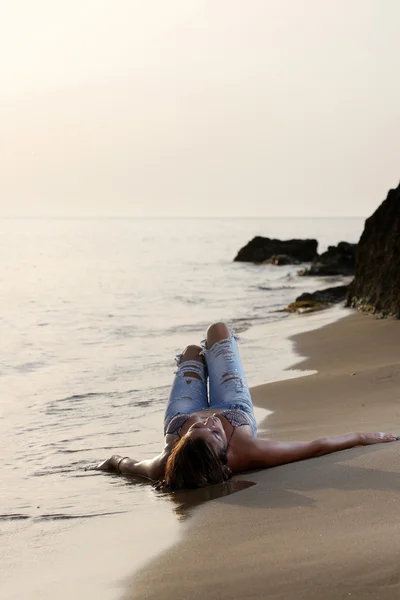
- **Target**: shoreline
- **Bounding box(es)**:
[126,310,400,600]
[242,303,353,387]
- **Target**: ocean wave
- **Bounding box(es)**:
[53,389,139,403]
[33,510,128,521]
[13,361,45,373]
[257,285,295,291]
[0,513,30,521]
[163,322,211,335]
[55,442,139,454]
[172,295,207,304]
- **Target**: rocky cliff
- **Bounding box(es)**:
[346,183,400,318]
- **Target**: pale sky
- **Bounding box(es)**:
[0,0,399,217]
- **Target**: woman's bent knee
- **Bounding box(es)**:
[179,344,203,364]
[206,322,231,349]
[178,345,204,381]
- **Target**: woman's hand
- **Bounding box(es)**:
[95,455,122,472]
[359,432,399,445]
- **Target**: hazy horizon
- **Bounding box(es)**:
[1,1,399,218]
[0,215,369,220]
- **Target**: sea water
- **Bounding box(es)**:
[0,217,364,598]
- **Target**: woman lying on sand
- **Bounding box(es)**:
[97,322,398,489]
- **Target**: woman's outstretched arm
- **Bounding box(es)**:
[96,444,172,480]
[239,432,398,471]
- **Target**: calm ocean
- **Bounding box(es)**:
[1,216,364,599]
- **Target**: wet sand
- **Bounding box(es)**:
[126,312,400,600]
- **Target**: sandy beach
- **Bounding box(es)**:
[126,311,400,600]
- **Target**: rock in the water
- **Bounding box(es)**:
[283,285,349,314]
[346,183,400,318]
[298,241,357,277]
[234,237,317,263]
[319,242,357,274]
[283,300,328,314]
[296,285,348,304]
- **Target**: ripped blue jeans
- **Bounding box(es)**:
[163,330,257,436]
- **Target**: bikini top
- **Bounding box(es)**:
[166,409,251,439]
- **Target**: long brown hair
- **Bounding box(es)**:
[161,435,232,490]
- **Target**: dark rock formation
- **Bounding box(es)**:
[346,183,400,318]
[234,237,317,264]
[320,242,357,269]
[298,242,357,277]
[283,300,328,314]
[284,285,349,314]
[296,285,348,304]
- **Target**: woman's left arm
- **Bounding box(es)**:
[242,432,398,470]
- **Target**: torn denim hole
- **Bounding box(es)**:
[200,328,239,357]
[220,368,245,392]
[174,358,205,383]
[175,353,183,366]
[174,395,194,403]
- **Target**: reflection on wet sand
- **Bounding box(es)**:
[154,480,256,522]
[121,475,256,521]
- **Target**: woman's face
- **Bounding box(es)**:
[186,416,227,451]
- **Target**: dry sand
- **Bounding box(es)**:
[125,312,400,600]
